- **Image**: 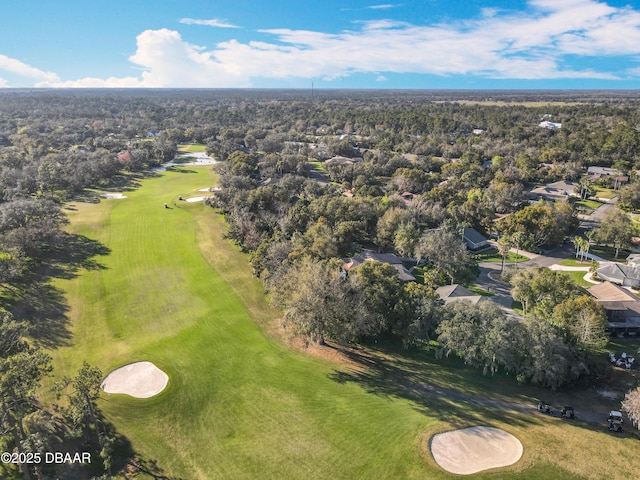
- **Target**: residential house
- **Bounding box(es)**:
[400,191,415,206]
[587,166,623,179]
[324,156,362,166]
[528,180,578,202]
[539,121,562,129]
[463,227,489,250]
[596,258,640,287]
[588,281,640,335]
[436,284,486,305]
[342,250,415,282]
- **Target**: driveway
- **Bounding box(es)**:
[476,263,515,309]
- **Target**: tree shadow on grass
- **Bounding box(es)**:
[167,167,197,174]
[4,232,110,348]
[45,409,183,480]
[11,280,71,348]
[328,340,628,439]
[328,341,545,430]
[45,232,111,279]
[103,418,184,480]
[133,458,185,480]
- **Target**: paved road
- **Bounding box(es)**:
[476,263,515,308]
[308,168,330,186]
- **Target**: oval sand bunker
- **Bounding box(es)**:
[430,426,523,475]
[101,361,168,398]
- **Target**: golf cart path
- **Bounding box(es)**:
[410,382,604,424]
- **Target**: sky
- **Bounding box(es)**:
[2,0,640,89]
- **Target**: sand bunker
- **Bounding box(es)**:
[101,361,168,398]
[430,426,523,475]
[185,196,207,203]
[101,193,127,199]
[198,187,221,192]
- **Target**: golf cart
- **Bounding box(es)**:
[537,400,552,415]
[608,410,623,432]
[560,406,575,419]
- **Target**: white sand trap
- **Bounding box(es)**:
[430,426,523,475]
[101,361,168,398]
[101,193,127,199]
[198,187,221,192]
[185,196,207,203]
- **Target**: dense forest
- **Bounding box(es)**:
[2,89,640,477]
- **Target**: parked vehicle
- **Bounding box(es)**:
[608,410,623,432]
[537,400,552,415]
[561,406,575,419]
[608,410,623,424]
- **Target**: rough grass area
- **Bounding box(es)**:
[178,143,207,152]
[44,166,640,480]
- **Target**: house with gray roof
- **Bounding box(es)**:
[539,120,562,129]
[342,250,415,282]
[587,166,623,178]
[462,227,489,250]
[324,156,362,166]
[435,284,486,305]
[528,180,578,202]
[596,262,640,287]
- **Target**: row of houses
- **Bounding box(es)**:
[528,172,629,203]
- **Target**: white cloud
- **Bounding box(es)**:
[14,0,640,88]
[0,77,8,88]
[179,18,238,28]
[37,76,143,88]
[0,54,60,85]
[130,29,249,87]
[367,4,401,9]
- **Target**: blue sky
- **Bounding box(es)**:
[2,0,640,89]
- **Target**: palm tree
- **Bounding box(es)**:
[572,236,588,262]
[585,230,595,261]
[511,231,525,269]
[497,235,513,272]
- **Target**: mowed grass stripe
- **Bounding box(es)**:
[51,167,439,480]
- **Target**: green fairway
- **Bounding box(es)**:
[50,167,437,479]
[47,166,640,480]
[178,143,207,152]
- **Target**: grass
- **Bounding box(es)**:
[467,285,495,296]
[558,257,596,267]
[591,245,631,262]
[48,167,438,479]
[572,198,604,213]
[593,187,618,200]
[474,247,529,264]
[178,143,207,153]
[558,270,593,287]
[43,166,640,480]
[412,266,425,284]
[308,160,327,174]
